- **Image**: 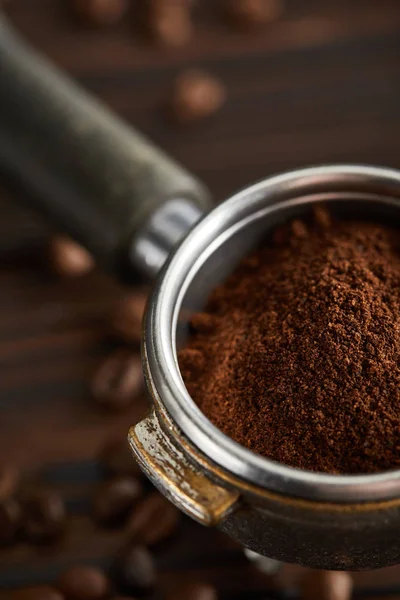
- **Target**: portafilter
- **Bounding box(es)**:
[1,13,400,571]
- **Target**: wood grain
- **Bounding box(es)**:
[0,0,400,596]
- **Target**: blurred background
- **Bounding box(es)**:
[0,0,400,598]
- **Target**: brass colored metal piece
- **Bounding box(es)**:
[129,410,239,526]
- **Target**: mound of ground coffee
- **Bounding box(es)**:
[179,207,400,474]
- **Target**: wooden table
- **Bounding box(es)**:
[1,0,400,596]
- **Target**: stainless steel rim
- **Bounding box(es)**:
[144,164,400,503]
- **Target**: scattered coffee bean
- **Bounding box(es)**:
[0,464,19,500]
[148,0,192,47]
[169,70,226,124]
[58,565,110,600]
[72,0,129,27]
[313,204,332,229]
[290,219,308,239]
[300,570,353,600]
[0,498,21,545]
[128,491,179,547]
[91,350,143,412]
[49,236,94,278]
[111,292,147,344]
[113,545,156,596]
[11,586,64,600]
[224,0,284,30]
[22,489,66,543]
[99,438,143,478]
[165,581,218,600]
[94,476,143,526]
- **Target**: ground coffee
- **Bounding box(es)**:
[179,207,400,474]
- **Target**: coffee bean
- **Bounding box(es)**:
[165,581,218,600]
[169,70,226,124]
[113,545,156,596]
[224,0,284,30]
[111,292,147,344]
[0,465,19,500]
[94,476,143,526]
[148,0,192,47]
[72,0,129,27]
[22,489,66,543]
[11,586,64,600]
[58,565,110,600]
[128,491,179,547]
[49,236,94,278]
[290,219,308,239]
[300,570,353,600]
[313,204,332,229]
[99,438,143,478]
[0,498,21,545]
[91,350,143,412]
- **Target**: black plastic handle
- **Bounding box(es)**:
[0,14,211,278]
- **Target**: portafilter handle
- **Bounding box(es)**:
[0,13,211,280]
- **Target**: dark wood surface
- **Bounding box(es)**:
[1,0,400,596]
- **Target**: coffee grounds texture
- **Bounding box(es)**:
[178,207,400,474]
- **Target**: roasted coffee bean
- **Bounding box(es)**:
[49,236,94,277]
[128,491,179,547]
[0,465,19,500]
[22,489,66,542]
[94,476,143,526]
[58,565,110,600]
[148,0,192,47]
[300,570,353,600]
[290,219,308,239]
[313,204,332,229]
[99,438,143,478]
[0,498,21,545]
[113,545,156,596]
[224,0,284,29]
[72,0,129,26]
[11,586,64,600]
[91,350,143,412]
[111,292,147,344]
[165,581,218,600]
[169,70,226,123]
